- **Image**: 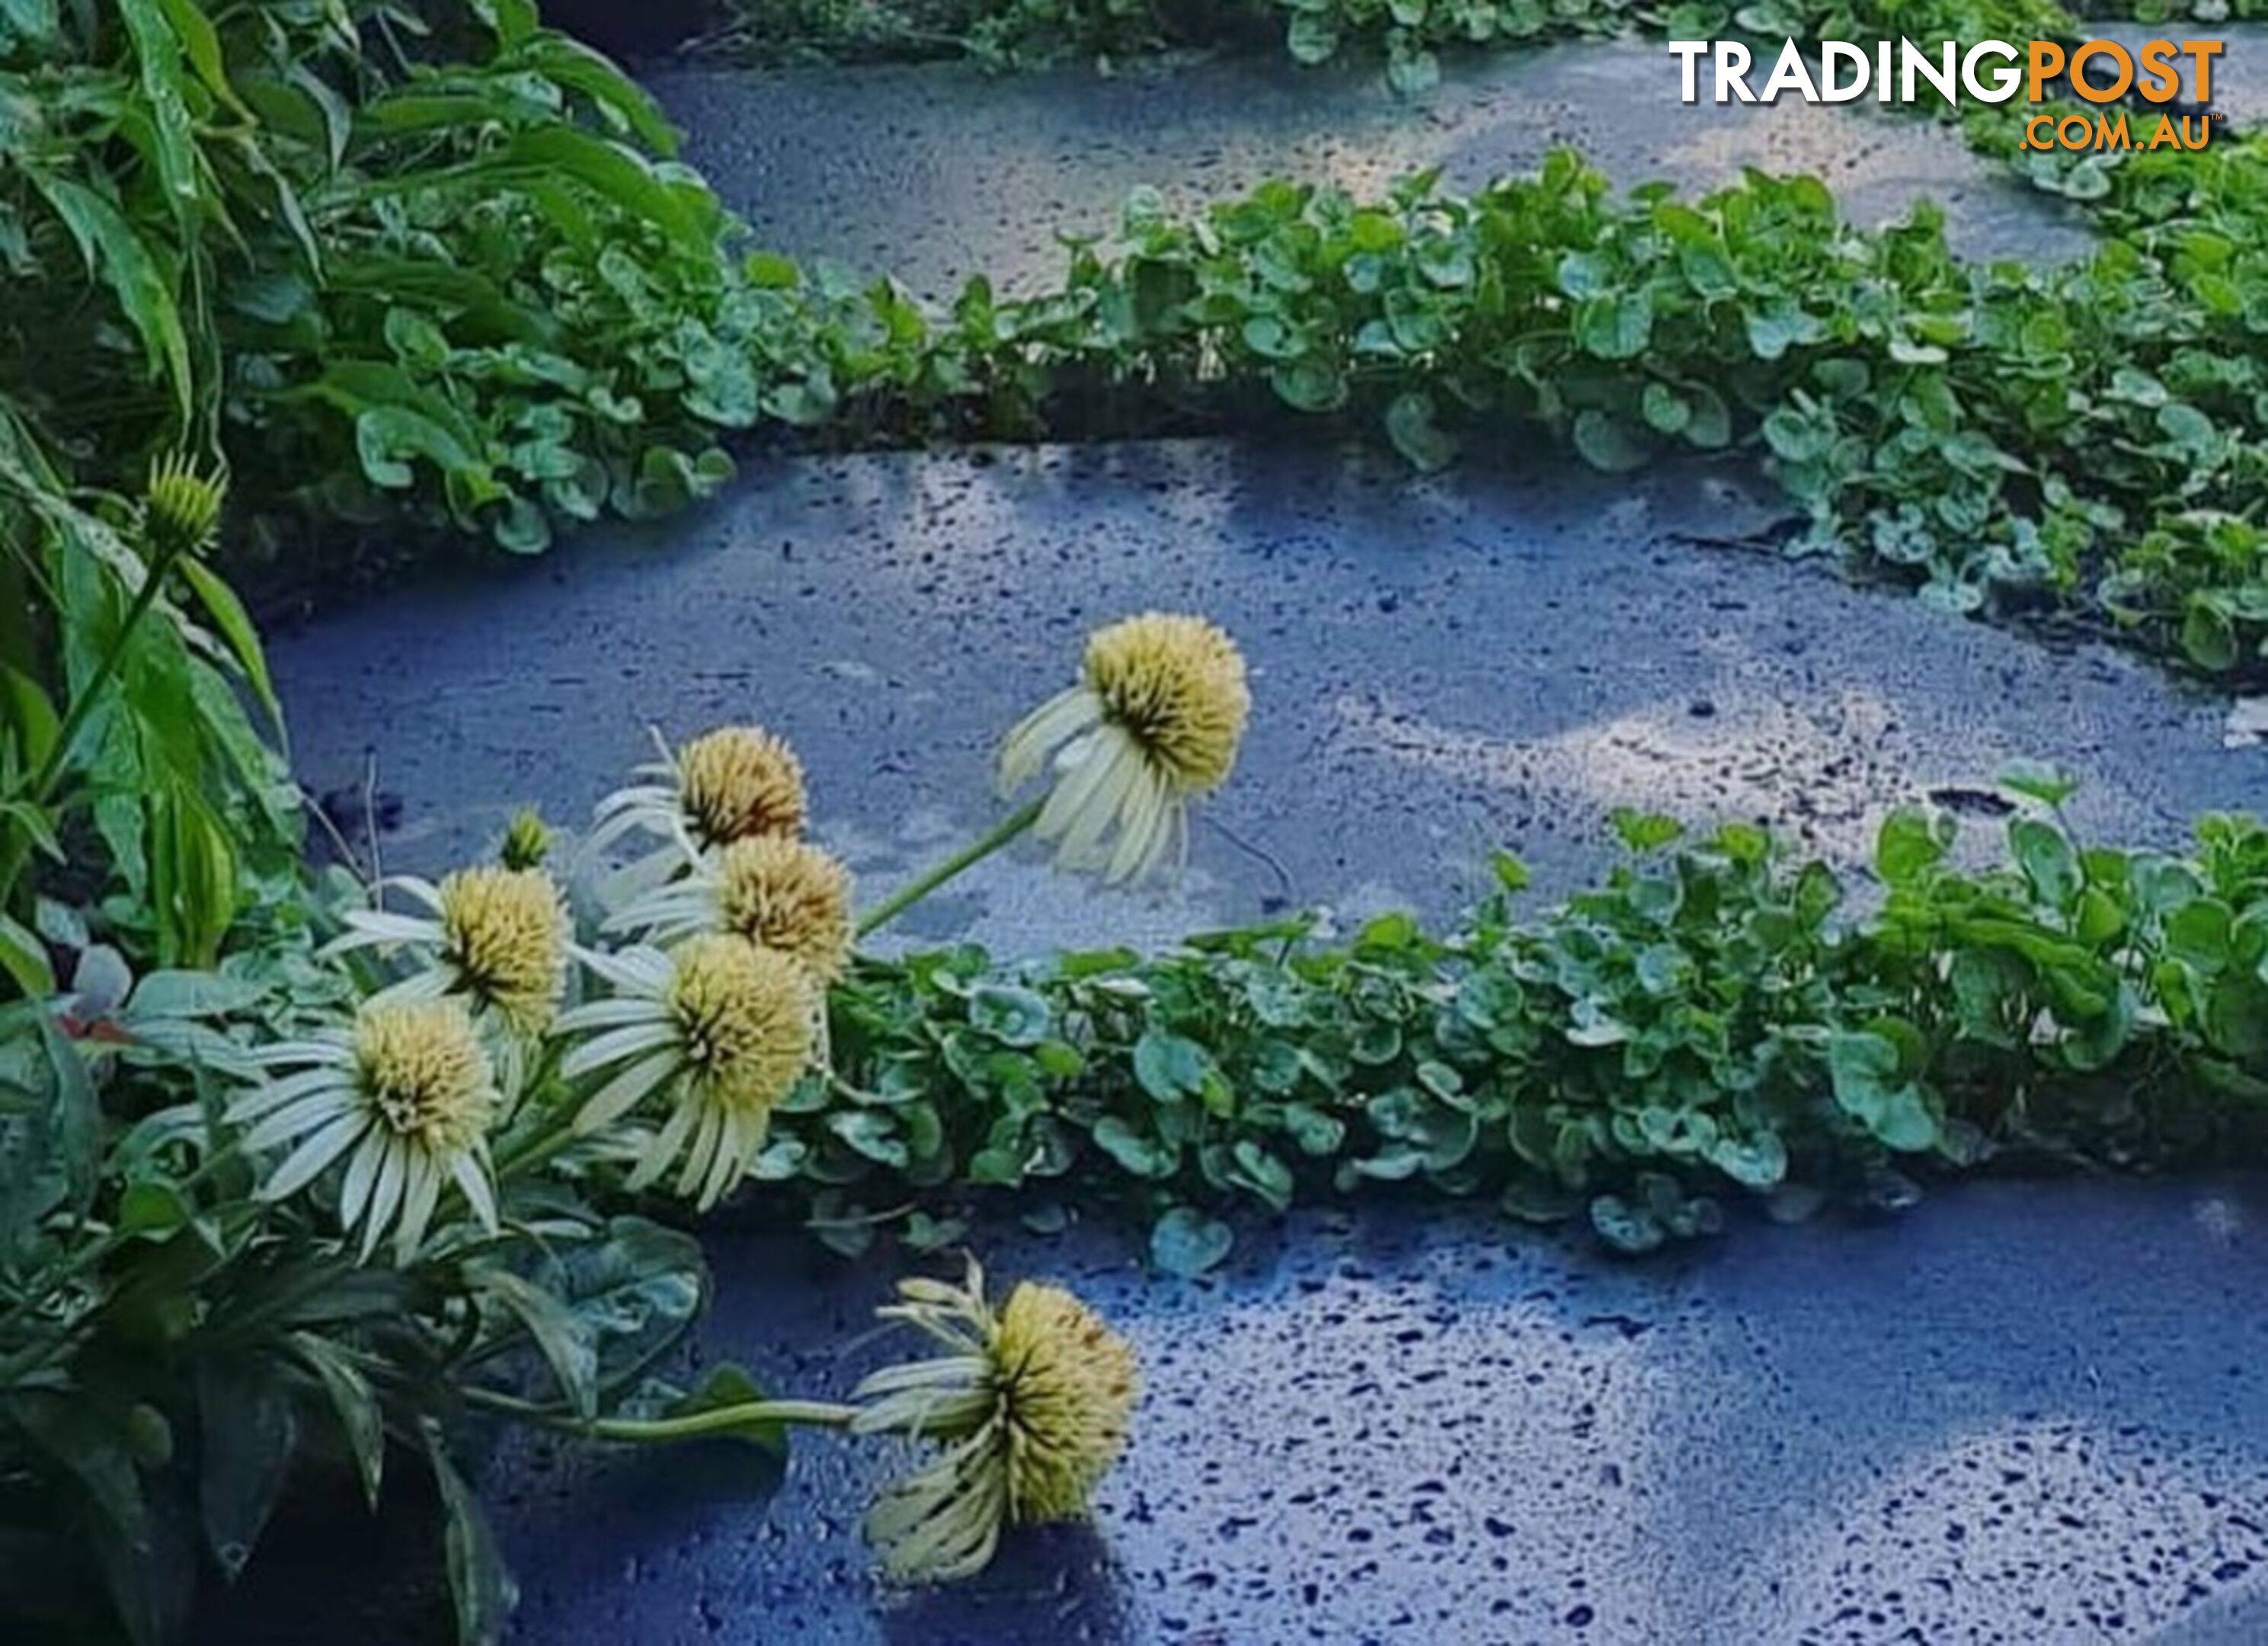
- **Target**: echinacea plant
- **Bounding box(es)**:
[136,449,228,561]
[6,615,1229,1641]
[559,934,817,1209]
[854,1259,1142,1582]
[229,996,505,1262]
[607,833,856,986]
[859,611,1252,934]
[200,642,1208,1620]
[328,866,571,1039]
[581,722,811,899]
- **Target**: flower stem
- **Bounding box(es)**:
[855,799,1042,940]
[30,543,181,804]
[465,1384,859,1439]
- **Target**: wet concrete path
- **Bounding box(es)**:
[273,441,2263,952]
[489,1183,2268,1646]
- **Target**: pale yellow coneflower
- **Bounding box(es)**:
[228,998,501,1263]
[852,1258,1140,1584]
[325,867,570,1039]
[997,613,1249,887]
[584,723,808,871]
[606,835,854,986]
[556,934,815,1209]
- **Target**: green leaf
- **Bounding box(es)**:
[1708,1132,1787,1189]
[1574,291,1654,360]
[2165,898,2232,969]
[0,0,57,43]
[126,969,266,1020]
[1229,1139,1294,1211]
[2181,600,2238,671]
[354,405,491,495]
[1999,763,2081,809]
[1827,1030,1938,1151]
[1091,1114,1176,1177]
[1875,808,1948,886]
[1269,360,1345,412]
[510,34,681,156]
[289,1334,386,1512]
[1281,1101,1346,1155]
[374,128,719,258]
[1385,43,1441,97]
[1590,1193,1665,1254]
[2010,818,2080,908]
[32,1015,98,1215]
[117,1180,194,1239]
[969,984,1052,1046]
[1285,13,1339,62]
[1681,383,1732,449]
[2204,975,2268,1059]
[0,912,53,997]
[1571,409,1651,472]
[424,1427,517,1646]
[1150,1206,1234,1275]
[1641,383,1691,435]
[828,1109,909,1166]
[536,1218,706,1395]
[21,173,190,418]
[174,558,284,734]
[1611,809,1684,853]
[1384,392,1459,472]
[1133,1029,1210,1103]
[475,1267,600,1420]
[152,0,253,121]
[195,1357,298,1582]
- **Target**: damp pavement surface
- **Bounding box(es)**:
[264,434,2268,1640]
[250,41,2268,1646]
[486,1182,2268,1646]
[270,439,2267,953]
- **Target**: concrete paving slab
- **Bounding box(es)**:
[652,43,2099,303]
[270,440,2267,956]
[486,1179,2268,1644]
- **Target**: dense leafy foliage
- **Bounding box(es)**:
[0,0,771,976]
[799,791,2268,1270]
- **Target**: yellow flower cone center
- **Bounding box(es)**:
[354,1001,494,1153]
[1082,613,1249,793]
[667,935,814,1117]
[715,837,854,982]
[989,1282,1140,1523]
[679,725,808,847]
[439,866,567,1032]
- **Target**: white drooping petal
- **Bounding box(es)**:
[997,686,1101,797]
[258,1110,368,1201]
[575,1051,677,1135]
[558,1020,681,1080]
[393,1153,443,1263]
